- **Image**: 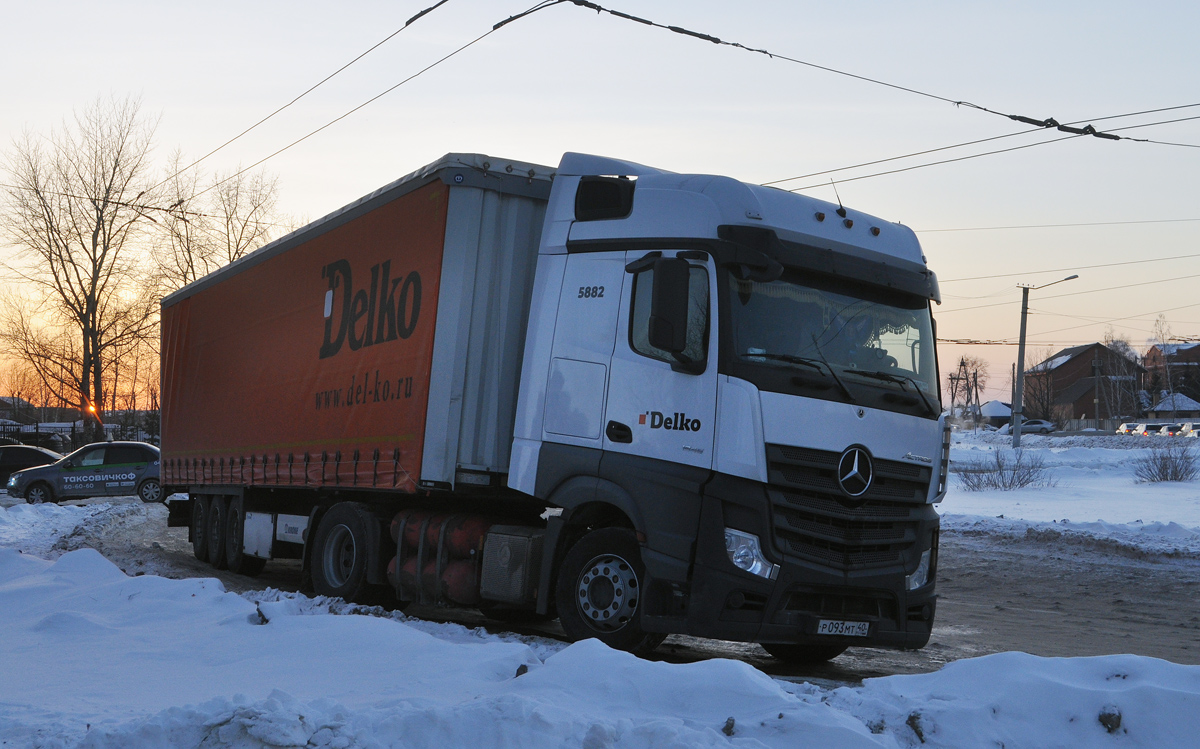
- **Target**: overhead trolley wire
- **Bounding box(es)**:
[764,103,1200,187]
[549,0,1200,150]
[150,0,456,194]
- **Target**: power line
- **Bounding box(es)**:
[764,103,1200,187]
[941,249,1200,283]
[192,1,565,202]
[780,113,1200,193]
[938,271,1200,315]
[556,0,1198,149]
[921,217,1200,234]
[149,0,454,193]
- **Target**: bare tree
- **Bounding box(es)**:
[1023,346,1057,421]
[0,96,160,437]
[1101,328,1143,418]
[152,154,287,293]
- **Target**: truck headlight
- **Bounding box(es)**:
[724,528,779,580]
[906,549,932,590]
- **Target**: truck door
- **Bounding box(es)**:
[604,251,718,469]
[541,253,628,450]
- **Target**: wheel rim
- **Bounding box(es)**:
[575,552,639,633]
[140,481,161,502]
[27,486,46,504]
[322,524,357,589]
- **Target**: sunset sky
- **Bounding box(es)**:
[3,0,1198,402]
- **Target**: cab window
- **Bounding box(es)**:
[76,447,105,467]
[105,445,147,465]
[630,265,709,365]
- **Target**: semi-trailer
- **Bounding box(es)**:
[161,152,949,661]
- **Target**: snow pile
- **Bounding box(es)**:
[2,548,1200,748]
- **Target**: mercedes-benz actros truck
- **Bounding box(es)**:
[161,152,949,662]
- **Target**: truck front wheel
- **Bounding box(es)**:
[555,527,664,655]
[311,503,371,601]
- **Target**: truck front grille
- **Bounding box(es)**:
[765,444,932,570]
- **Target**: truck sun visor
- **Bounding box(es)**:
[717,224,940,303]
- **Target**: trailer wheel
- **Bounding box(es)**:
[761,642,848,664]
[311,503,371,601]
[207,496,229,570]
[224,496,266,577]
[555,527,664,655]
[191,496,211,561]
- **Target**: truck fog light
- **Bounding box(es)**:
[723,528,779,580]
[906,549,932,590]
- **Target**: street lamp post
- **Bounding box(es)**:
[1012,274,1079,449]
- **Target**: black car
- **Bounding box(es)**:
[6,441,161,504]
[0,444,62,484]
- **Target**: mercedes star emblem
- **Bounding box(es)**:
[837,446,874,498]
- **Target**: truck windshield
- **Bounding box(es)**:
[727,270,939,400]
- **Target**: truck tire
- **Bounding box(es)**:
[191,496,211,561]
[761,642,848,664]
[555,527,665,655]
[25,482,54,505]
[207,496,229,570]
[224,496,266,577]
[311,503,372,601]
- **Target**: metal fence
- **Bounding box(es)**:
[0,421,157,453]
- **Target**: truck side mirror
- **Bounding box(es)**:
[648,257,690,354]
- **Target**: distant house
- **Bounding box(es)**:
[0,396,36,424]
[1023,343,1144,421]
[1148,392,1200,420]
[1143,343,1200,401]
[979,400,1012,427]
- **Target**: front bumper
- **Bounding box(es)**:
[640,470,939,650]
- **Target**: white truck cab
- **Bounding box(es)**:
[511,153,948,657]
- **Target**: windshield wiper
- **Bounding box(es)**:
[847,369,938,416]
[806,335,857,402]
[744,351,856,401]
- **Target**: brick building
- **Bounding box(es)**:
[1023,343,1144,422]
[1143,343,1200,401]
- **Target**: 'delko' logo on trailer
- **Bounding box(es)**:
[638,411,702,432]
[320,259,421,359]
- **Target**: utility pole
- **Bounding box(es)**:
[1093,358,1102,431]
[1013,274,1079,449]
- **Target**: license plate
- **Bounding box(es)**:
[817,619,870,637]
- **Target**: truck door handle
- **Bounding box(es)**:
[606,420,633,443]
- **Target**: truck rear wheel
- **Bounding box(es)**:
[761,642,848,664]
[191,496,211,561]
[555,527,664,655]
[311,503,372,601]
[207,496,229,570]
[224,496,266,577]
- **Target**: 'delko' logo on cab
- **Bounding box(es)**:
[638,411,702,432]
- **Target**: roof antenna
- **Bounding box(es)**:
[830,179,847,218]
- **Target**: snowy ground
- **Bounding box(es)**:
[942,432,1200,556]
[2,435,1200,747]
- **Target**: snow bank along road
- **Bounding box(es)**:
[2,434,1200,745]
[3,546,1200,748]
